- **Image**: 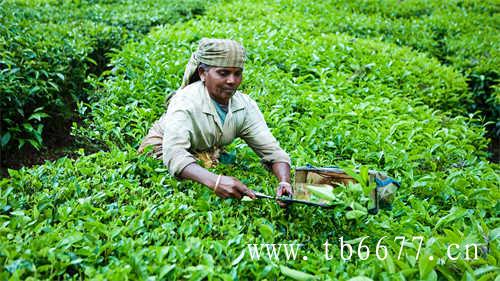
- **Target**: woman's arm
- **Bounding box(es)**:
[180,163,256,199]
[272,162,293,208]
[272,161,291,183]
[239,99,292,207]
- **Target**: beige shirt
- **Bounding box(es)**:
[139,81,290,176]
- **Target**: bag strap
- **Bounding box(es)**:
[375,177,400,188]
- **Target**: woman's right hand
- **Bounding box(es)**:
[213,175,257,200]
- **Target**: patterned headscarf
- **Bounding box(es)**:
[180,38,246,89]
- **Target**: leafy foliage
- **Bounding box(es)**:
[0,0,206,152]
[1,0,499,280]
[290,0,500,136]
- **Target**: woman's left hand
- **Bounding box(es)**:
[276,182,293,208]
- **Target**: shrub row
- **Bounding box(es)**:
[0,0,205,152]
[292,0,500,136]
[70,1,497,278]
[2,0,499,279]
[2,148,497,279]
[75,12,476,164]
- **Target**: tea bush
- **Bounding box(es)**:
[0,0,205,152]
[291,0,500,136]
[74,18,472,155]
[2,148,496,280]
[2,0,499,280]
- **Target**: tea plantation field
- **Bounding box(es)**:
[1,0,499,280]
[1,0,205,154]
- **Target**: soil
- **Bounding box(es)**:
[0,120,81,178]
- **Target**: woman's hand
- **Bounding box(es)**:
[276,182,293,208]
[180,163,256,200]
[213,175,257,200]
[270,162,292,208]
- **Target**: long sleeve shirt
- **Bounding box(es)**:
[139,81,291,176]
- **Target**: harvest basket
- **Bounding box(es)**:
[293,165,400,212]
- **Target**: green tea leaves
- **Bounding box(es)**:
[346,210,368,220]
[433,207,472,231]
[231,250,246,266]
[305,184,335,201]
[280,265,317,281]
[1,0,498,280]
[258,222,275,242]
[347,277,374,281]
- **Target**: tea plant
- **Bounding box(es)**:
[1,0,499,280]
[0,0,206,153]
[290,0,500,137]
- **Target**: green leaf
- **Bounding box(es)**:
[360,165,369,187]
[11,210,26,216]
[343,167,364,184]
[347,277,374,281]
[258,223,274,241]
[28,139,42,150]
[384,255,395,274]
[419,253,437,280]
[433,207,469,230]
[29,86,40,95]
[489,227,500,241]
[346,210,367,220]
[48,81,59,91]
[305,184,335,201]
[57,232,83,249]
[1,132,11,147]
[22,123,34,132]
[18,139,25,149]
[231,250,245,266]
[28,112,49,121]
[474,266,499,277]
[86,57,97,65]
[158,264,175,279]
[241,196,254,202]
[280,265,316,281]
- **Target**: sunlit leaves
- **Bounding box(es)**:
[1,0,498,280]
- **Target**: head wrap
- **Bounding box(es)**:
[180,38,246,89]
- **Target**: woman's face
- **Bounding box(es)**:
[199,67,243,105]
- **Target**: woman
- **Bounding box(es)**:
[139,38,292,206]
